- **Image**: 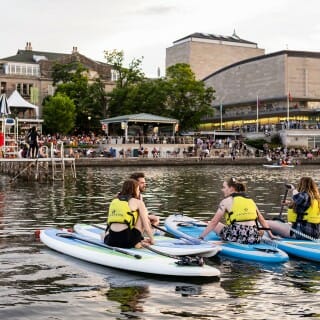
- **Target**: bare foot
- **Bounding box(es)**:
[134,242,142,249]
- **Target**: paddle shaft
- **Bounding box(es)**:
[92,222,201,245]
[151,224,201,245]
[279,186,290,220]
[289,226,320,242]
[57,232,142,259]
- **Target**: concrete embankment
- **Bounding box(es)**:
[75,157,320,167]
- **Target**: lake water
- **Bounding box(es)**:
[0,165,320,319]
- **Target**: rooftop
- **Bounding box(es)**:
[173,31,258,46]
[101,113,179,124]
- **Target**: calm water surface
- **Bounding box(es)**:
[0,165,320,319]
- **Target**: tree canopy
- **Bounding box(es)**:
[48,61,107,133]
[105,51,215,131]
[43,93,76,134]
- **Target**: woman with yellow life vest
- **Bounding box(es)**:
[199,177,274,244]
[104,179,155,248]
[268,177,320,239]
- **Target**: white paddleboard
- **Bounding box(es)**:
[40,228,221,278]
[73,223,220,258]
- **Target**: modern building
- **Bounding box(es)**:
[203,50,320,134]
[166,31,264,80]
[166,32,320,146]
[0,43,115,119]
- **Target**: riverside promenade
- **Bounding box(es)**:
[74,156,320,167]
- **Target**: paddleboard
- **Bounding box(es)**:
[73,223,220,257]
[165,214,289,263]
[263,164,295,168]
[40,228,221,278]
[263,237,320,262]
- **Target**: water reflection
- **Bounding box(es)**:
[0,165,320,319]
[106,285,149,313]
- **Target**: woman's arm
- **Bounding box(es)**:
[199,200,226,239]
[136,200,154,244]
[257,209,275,238]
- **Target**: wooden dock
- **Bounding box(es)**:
[0,157,76,183]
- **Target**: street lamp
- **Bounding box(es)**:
[88,116,91,132]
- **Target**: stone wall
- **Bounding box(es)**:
[166,40,264,80]
[205,54,286,105]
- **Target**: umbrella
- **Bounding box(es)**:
[0,93,11,116]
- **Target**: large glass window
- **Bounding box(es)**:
[7,63,39,76]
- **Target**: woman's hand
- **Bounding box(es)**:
[142,237,154,246]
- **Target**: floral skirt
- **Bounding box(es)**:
[219,223,261,244]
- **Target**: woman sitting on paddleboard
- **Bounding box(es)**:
[268,177,320,239]
[104,179,155,248]
[199,177,274,244]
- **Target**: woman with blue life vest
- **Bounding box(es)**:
[105,179,155,248]
[268,177,320,239]
[199,177,274,244]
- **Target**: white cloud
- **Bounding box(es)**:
[1,0,320,77]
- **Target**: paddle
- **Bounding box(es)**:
[151,224,202,245]
[289,226,320,243]
[141,243,204,266]
[278,183,291,221]
[92,222,202,245]
[56,231,142,259]
[273,184,320,243]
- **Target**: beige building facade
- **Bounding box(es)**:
[166,32,265,80]
[0,43,115,119]
[203,50,320,131]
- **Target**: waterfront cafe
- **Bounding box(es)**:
[100,113,179,144]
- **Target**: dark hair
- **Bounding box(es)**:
[119,179,139,199]
[130,172,145,181]
[226,177,247,192]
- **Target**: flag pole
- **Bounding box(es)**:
[220,102,223,131]
[287,92,290,130]
[256,95,259,132]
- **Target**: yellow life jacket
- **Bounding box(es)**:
[288,199,320,224]
[225,193,258,225]
[107,197,138,229]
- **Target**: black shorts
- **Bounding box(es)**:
[104,227,142,248]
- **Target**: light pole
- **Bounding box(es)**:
[88,116,91,132]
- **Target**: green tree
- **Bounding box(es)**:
[43,93,76,134]
[52,61,87,85]
[51,62,107,133]
[104,50,144,88]
[165,63,215,131]
[107,78,169,117]
[105,51,215,131]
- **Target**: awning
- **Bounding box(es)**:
[8,90,39,118]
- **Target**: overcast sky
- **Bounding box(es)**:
[2,0,320,77]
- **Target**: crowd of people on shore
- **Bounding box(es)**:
[11,129,320,163]
[105,172,320,250]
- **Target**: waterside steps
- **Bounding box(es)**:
[0,143,76,182]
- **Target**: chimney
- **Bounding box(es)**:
[72,46,78,54]
[25,42,32,51]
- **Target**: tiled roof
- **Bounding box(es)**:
[1,49,69,63]
[174,32,257,46]
[101,113,178,124]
